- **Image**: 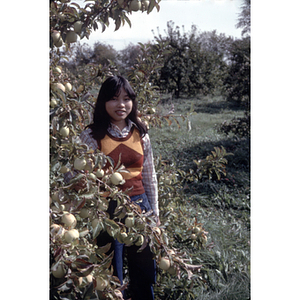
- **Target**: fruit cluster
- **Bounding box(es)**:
[117,0,150,12]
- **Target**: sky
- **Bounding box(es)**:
[78,0,244,50]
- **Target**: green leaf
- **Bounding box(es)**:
[75,265,94,277]
[70,2,81,10]
[123,14,131,27]
[100,22,106,33]
[55,88,67,107]
[147,0,156,13]
[95,152,107,169]
[95,243,112,255]
[69,173,85,185]
[164,116,172,126]
[80,187,98,200]
[57,279,73,292]
[74,198,86,211]
[106,156,114,168]
[92,220,103,239]
[93,21,98,31]
[81,282,94,300]
[114,17,121,31]
[104,218,119,230]
[79,229,89,237]
[73,258,93,270]
[173,117,181,128]
[114,153,123,170]
[99,251,114,269]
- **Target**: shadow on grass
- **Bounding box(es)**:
[161,93,247,115]
[193,100,246,114]
[172,136,249,174]
[162,135,250,198]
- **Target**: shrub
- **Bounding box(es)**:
[217,113,250,137]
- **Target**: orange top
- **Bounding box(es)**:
[98,127,145,196]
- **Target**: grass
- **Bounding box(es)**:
[150,94,250,300]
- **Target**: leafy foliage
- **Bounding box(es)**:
[124,40,196,130]
[236,0,251,37]
[117,42,143,75]
[52,16,249,108]
[49,2,223,300]
[151,22,230,98]
[224,37,250,107]
[217,112,250,138]
[50,0,161,49]
[49,2,250,299]
[147,93,250,299]
[193,146,233,181]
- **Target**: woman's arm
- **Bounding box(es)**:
[142,134,159,221]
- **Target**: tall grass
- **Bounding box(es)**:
[150,94,250,299]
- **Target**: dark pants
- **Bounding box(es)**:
[97,193,156,300]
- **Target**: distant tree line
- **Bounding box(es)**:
[61,0,250,107]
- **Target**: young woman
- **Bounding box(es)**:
[79,75,159,300]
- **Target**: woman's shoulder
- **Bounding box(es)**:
[80,127,98,150]
[79,127,92,140]
[141,132,152,153]
[130,121,148,138]
[80,127,92,136]
[141,132,150,141]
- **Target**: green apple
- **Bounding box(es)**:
[65,31,78,43]
[135,234,144,246]
[125,216,135,228]
[52,262,66,278]
[53,83,65,93]
[79,208,90,219]
[74,157,86,170]
[95,277,108,291]
[65,82,72,92]
[64,229,79,243]
[111,172,123,185]
[60,126,69,137]
[95,169,105,178]
[73,21,82,33]
[159,257,171,270]
[129,0,141,11]
[50,98,57,108]
[62,212,77,228]
[55,37,63,47]
[51,31,61,44]
[60,165,69,173]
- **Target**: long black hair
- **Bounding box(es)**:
[87,75,148,141]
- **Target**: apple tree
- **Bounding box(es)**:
[223,36,250,108]
[49,1,214,300]
[152,21,228,98]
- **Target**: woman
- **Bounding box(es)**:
[79,75,159,300]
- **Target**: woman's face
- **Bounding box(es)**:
[105,87,133,130]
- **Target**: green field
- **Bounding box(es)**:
[150,94,250,300]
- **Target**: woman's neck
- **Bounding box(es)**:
[110,119,128,131]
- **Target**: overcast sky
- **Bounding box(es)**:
[79,0,244,50]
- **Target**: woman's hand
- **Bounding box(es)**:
[156,216,161,226]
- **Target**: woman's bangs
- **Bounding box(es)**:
[122,80,136,100]
[124,86,135,100]
[100,76,136,102]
